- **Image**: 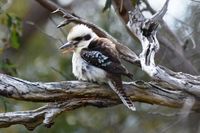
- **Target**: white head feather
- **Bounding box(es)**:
[67,24,97,41]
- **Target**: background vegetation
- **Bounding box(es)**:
[0,0,199,133]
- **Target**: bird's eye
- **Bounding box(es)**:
[84,34,91,40]
[73,37,82,41]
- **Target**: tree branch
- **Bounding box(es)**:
[0,101,108,130]
[112,0,200,96]
[0,73,200,130]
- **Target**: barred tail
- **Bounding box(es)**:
[108,80,136,111]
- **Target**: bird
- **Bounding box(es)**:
[59,24,136,111]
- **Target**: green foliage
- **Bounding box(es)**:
[0,14,19,76]
[6,14,22,49]
[0,58,17,76]
[0,13,22,49]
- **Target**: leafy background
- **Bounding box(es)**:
[0,0,200,133]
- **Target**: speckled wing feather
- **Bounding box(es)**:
[80,38,133,78]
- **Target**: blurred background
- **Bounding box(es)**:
[0,0,200,133]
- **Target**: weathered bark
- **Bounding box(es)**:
[111,0,200,96]
[0,73,199,130]
[112,0,198,74]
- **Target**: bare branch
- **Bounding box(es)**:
[112,0,198,74]
[0,73,194,107]
[151,0,169,22]
[0,73,200,130]
[0,101,108,130]
[111,0,200,96]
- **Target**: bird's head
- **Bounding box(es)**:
[60,24,97,53]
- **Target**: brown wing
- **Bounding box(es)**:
[80,38,133,78]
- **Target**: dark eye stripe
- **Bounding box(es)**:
[84,34,91,40]
[73,37,82,41]
[73,34,91,42]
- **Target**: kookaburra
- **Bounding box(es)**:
[60,24,135,111]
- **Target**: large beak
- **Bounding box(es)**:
[59,41,77,53]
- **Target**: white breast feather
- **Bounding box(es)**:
[72,52,107,83]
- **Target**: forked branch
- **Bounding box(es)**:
[123,0,200,96]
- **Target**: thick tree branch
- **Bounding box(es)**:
[0,73,193,107]
[0,73,200,130]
